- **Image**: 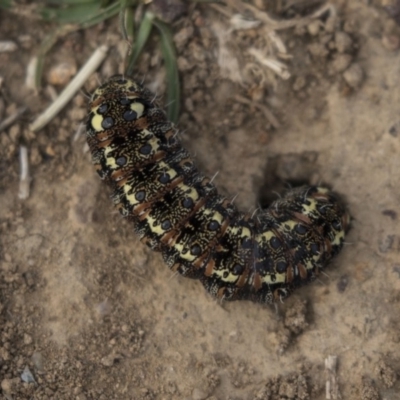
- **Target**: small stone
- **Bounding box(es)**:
[192,387,209,400]
[332,53,353,73]
[23,333,33,345]
[1,378,13,393]
[335,31,353,53]
[0,378,21,396]
[45,144,56,157]
[47,61,77,86]
[21,365,36,383]
[307,20,321,36]
[100,353,120,367]
[177,56,191,71]
[343,63,364,88]
[95,299,112,317]
[0,40,18,52]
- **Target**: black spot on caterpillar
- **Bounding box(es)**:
[86,75,350,304]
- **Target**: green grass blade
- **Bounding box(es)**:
[43,0,99,5]
[125,10,154,76]
[79,2,121,28]
[152,18,180,123]
[0,0,12,9]
[119,1,135,42]
[41,4,103,24]
[40,1,127,26]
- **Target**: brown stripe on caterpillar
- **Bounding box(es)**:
[86,75,350,304]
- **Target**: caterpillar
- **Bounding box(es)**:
[86,75,350,304]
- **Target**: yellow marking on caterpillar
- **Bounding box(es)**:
[198,208,224,225]
[261,273,286,284]
[332,230,345,246]
[172,241,197,262]
[131,102,145,118]
[146,215,167,235]
[123,184,141,206]
[258,230,276,242]
[104,146,118,169]
[228,226,250,237]
[300,199,318,216]
[91,114,104,132]
[213,269,239,284]
[158,162,178,180]
[175,183,200,202]
[283,219,298,231]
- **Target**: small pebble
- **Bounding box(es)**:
[307,20,321,36]
[101,353,120,367]
[47,61,77,86]
[332,53,353,73]
[21,366,36,383]
[335,31,353,53]
[192,387,209,400]
[95,299,112,317]
[343,63,364,88]
[1,378,13,393]
[0,40,18,53]
[0,378,20,398]
[23,333,33,345]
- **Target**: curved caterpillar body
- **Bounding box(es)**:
[86,75,350,304]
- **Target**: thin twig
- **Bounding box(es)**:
[248,48,290,80]
[234,94,280,129]
[325,355,341,399]
[18,145,31,200]
[0,107,27,133]
[225,0,334,31]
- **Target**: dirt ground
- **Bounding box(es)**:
[1,1,400,399]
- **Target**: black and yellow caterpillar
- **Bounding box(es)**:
[86,75,350,304]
